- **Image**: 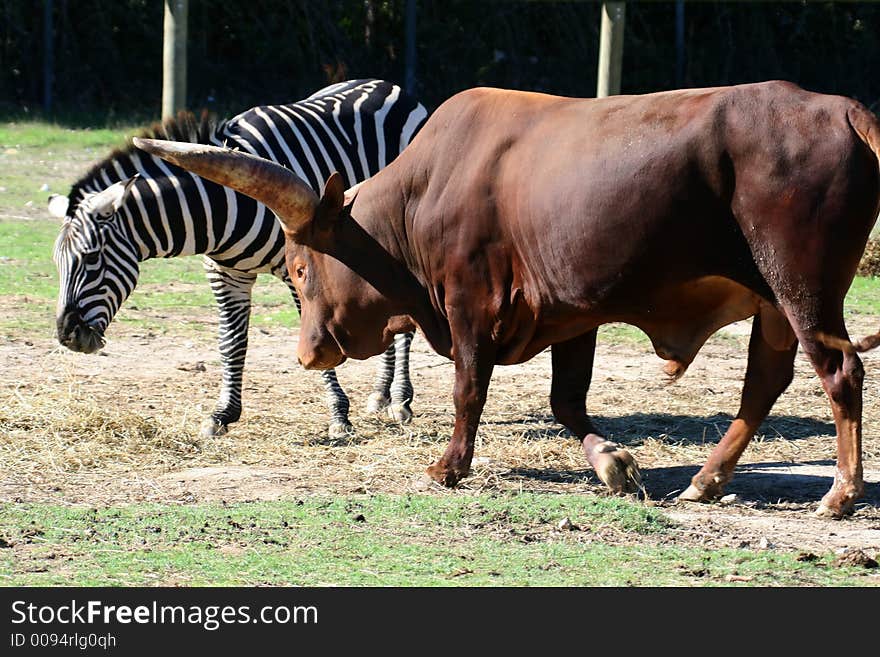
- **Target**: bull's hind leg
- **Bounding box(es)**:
[680,307,797,502]
[550,330,641,493]
[799,329,865,518]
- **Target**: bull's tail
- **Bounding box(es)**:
[818,331,880,355]
[847,102,880,171]
[827,105,880,355]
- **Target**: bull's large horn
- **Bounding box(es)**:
[132,138,317,238]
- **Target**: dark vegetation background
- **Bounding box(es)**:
[2,1,880,123]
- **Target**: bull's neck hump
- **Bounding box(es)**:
[332,179,441,337]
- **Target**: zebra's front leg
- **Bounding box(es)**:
[321,368,353,438]
[366,332,414,424]
[202,261,258,438]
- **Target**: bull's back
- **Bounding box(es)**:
[405,87,730,304]
[420,84,873,288]
[395,83,880,361]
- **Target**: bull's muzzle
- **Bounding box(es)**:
[56,306,105,354]
[297,344,346,370]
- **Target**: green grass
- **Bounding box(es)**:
[0,122,132,209]
[1,494,872,587]
[599,323,652,347]
[0,121,131,151]
[845,276,880,316]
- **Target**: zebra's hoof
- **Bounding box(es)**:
[366,392,391,413]
[388,402,413,424]
[200,418,229,438]
[328,421,354,439]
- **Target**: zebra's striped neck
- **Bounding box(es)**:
[66,113,279,268]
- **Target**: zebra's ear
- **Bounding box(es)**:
[91,175,139,219]
[47,194,70,218]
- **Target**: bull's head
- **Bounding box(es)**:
[132,138,406,370]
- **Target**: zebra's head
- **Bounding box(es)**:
[50,176,140,353]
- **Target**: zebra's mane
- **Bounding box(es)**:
[66,110,222,215]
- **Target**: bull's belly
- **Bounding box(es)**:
[497,276,767,366]
[620,276,763,367]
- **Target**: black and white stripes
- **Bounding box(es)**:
[51,79,427,437]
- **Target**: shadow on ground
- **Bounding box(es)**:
[509,459,880,507]
[598,413,835,447]
[494,412,835,445]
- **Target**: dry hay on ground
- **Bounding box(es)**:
[858,238,880,277]
[1,312,880,555]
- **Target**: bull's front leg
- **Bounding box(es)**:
[425,338,496,487]
[551,330,642,493]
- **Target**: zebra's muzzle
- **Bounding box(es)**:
[57,308,106,354]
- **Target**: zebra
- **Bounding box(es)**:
[50,79,427,438]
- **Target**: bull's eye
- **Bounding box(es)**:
[83,251,100,266]
[295,265,306,279]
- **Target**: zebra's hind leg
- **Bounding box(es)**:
[321,369,353,438]
[388,332,415,423]
[366,342,396,414]
[202,260,258,438]
[366,333,414,423]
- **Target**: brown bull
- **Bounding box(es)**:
[135,81,880,518]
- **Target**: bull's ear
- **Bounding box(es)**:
[315,172,346,228]
[47,194,70,218]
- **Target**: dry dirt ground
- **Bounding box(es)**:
[1,304,880,558]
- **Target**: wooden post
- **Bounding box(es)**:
[596,2,625,98]
[405,0,417,95]
[162,0,188,119]
[43,0,53,115]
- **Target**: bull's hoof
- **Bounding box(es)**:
[366,392,391,413]
[677,483,712,503]
[425,461,468,488]
[585,441,642,494]
[677,471,727,503]
[388,402,413,424]
[815,503,852,519]
[200,417,229,438]
[328,421,355,440]
[815,487,860,519]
